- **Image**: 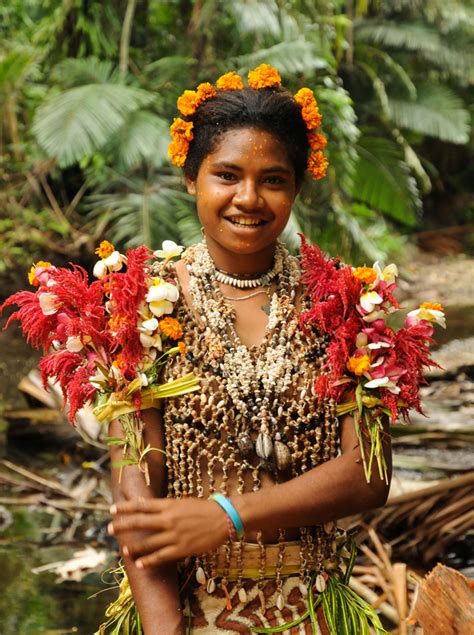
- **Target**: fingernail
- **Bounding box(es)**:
[110,504,117,514]
[123,545,129,557]
[136,560,144,569]
[107,522,114,536]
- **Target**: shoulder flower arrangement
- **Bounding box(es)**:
[168,63,328,181]
[299,237,446,482]
[1,240,199,485]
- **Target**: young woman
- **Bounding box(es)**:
[107,66,391,634]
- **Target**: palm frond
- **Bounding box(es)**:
[143,56,197,86]
[234,39,328,75]
[355,21,474,81]
[106,111,169,170]
[51,57,119,87]
[0,46,38,93]
[33,84,155,167]
[352,134,420,225]
[86,173,189,249]
[229,1,282,38]
[388,84,470,144]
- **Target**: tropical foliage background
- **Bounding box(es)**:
[1,0,473,287]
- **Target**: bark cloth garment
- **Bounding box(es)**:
[157,247,348,634]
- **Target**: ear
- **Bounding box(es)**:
[185,175,196,196]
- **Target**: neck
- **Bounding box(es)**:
[204,235,278,275]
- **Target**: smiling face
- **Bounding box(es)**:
[185,127,299,273]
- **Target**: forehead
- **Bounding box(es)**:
[204,127,291,169]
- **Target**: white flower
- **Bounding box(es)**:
[138,373,149,387]
[362,309,385,323]
[103,251,124,271]
[407,306,446,329]
[360,291,384,313]
[367,342,391,350]
[139,331,163,350]
[93,260,107,279]
[373,261,398,286]
[146,280,179,303]
[93,251,124,279]
[39,292,59,315]
[140,317,159,333]
[153,240,184,261]
[365,376,400,394]
[149,300,174,317]
[66,336,84,352]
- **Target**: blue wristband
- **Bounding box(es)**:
[210,493,245,538]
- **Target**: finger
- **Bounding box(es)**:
[110,498,168,515]
[136,545,180,569]
[108,512,168,535]
[124,531,174,559]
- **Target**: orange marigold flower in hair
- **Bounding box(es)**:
[353,266,377,285]
[178,341,186,355]
[196,82,217,102]
[168,137,189,167]
[308,131,327,151]
[170,117,194,141]
[216,72,244,90]
[294,87,315,107]
[308,151,328,180]
[95,240,115,259]
[159,317,183,340]
[248,64,282,89]
[347,355,371,376]
[177,90,201,116]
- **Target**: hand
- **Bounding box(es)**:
[108,497,229,568]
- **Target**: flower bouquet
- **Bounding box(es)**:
[300,238,446,482]
[1,240,199,485]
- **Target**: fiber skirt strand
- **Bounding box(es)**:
[186,576,329,635]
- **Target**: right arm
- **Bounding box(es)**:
[109,408,185,635]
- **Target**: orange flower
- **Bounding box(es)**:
[170,117,194,141]
[308,131,327,151]
[294,88,322,130]
[294,87,315,107]
[248,64,281,89]
[28,261,52,286]
[159,317,183,340]
[168,137,189,167]
[196,82,217,102]
[307,151,328,180]
[216,72,244,90]
[112,353,125,369]
[95,241,115,259]
[347,355,371,376]
[420,301,444,312]
[178,341,186,355]
[177,90,201,116]
[353,266,377,285]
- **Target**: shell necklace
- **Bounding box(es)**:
[185,241,301,472]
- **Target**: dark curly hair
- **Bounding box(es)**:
[183,87,309,186]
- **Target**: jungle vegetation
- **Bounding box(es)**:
[1,0,473,285]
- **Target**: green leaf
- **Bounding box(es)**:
[388,84,470,144]
[107,111,170,170]
[33,84,155,167]
[353,134,420,225]
[51,57,118,87]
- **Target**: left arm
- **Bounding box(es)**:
[109,414,391,567]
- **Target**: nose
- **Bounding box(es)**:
[233,178,263,210]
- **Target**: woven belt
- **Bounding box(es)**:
[214,541,303,579]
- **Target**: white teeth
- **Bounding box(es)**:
[229,216,263,226]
